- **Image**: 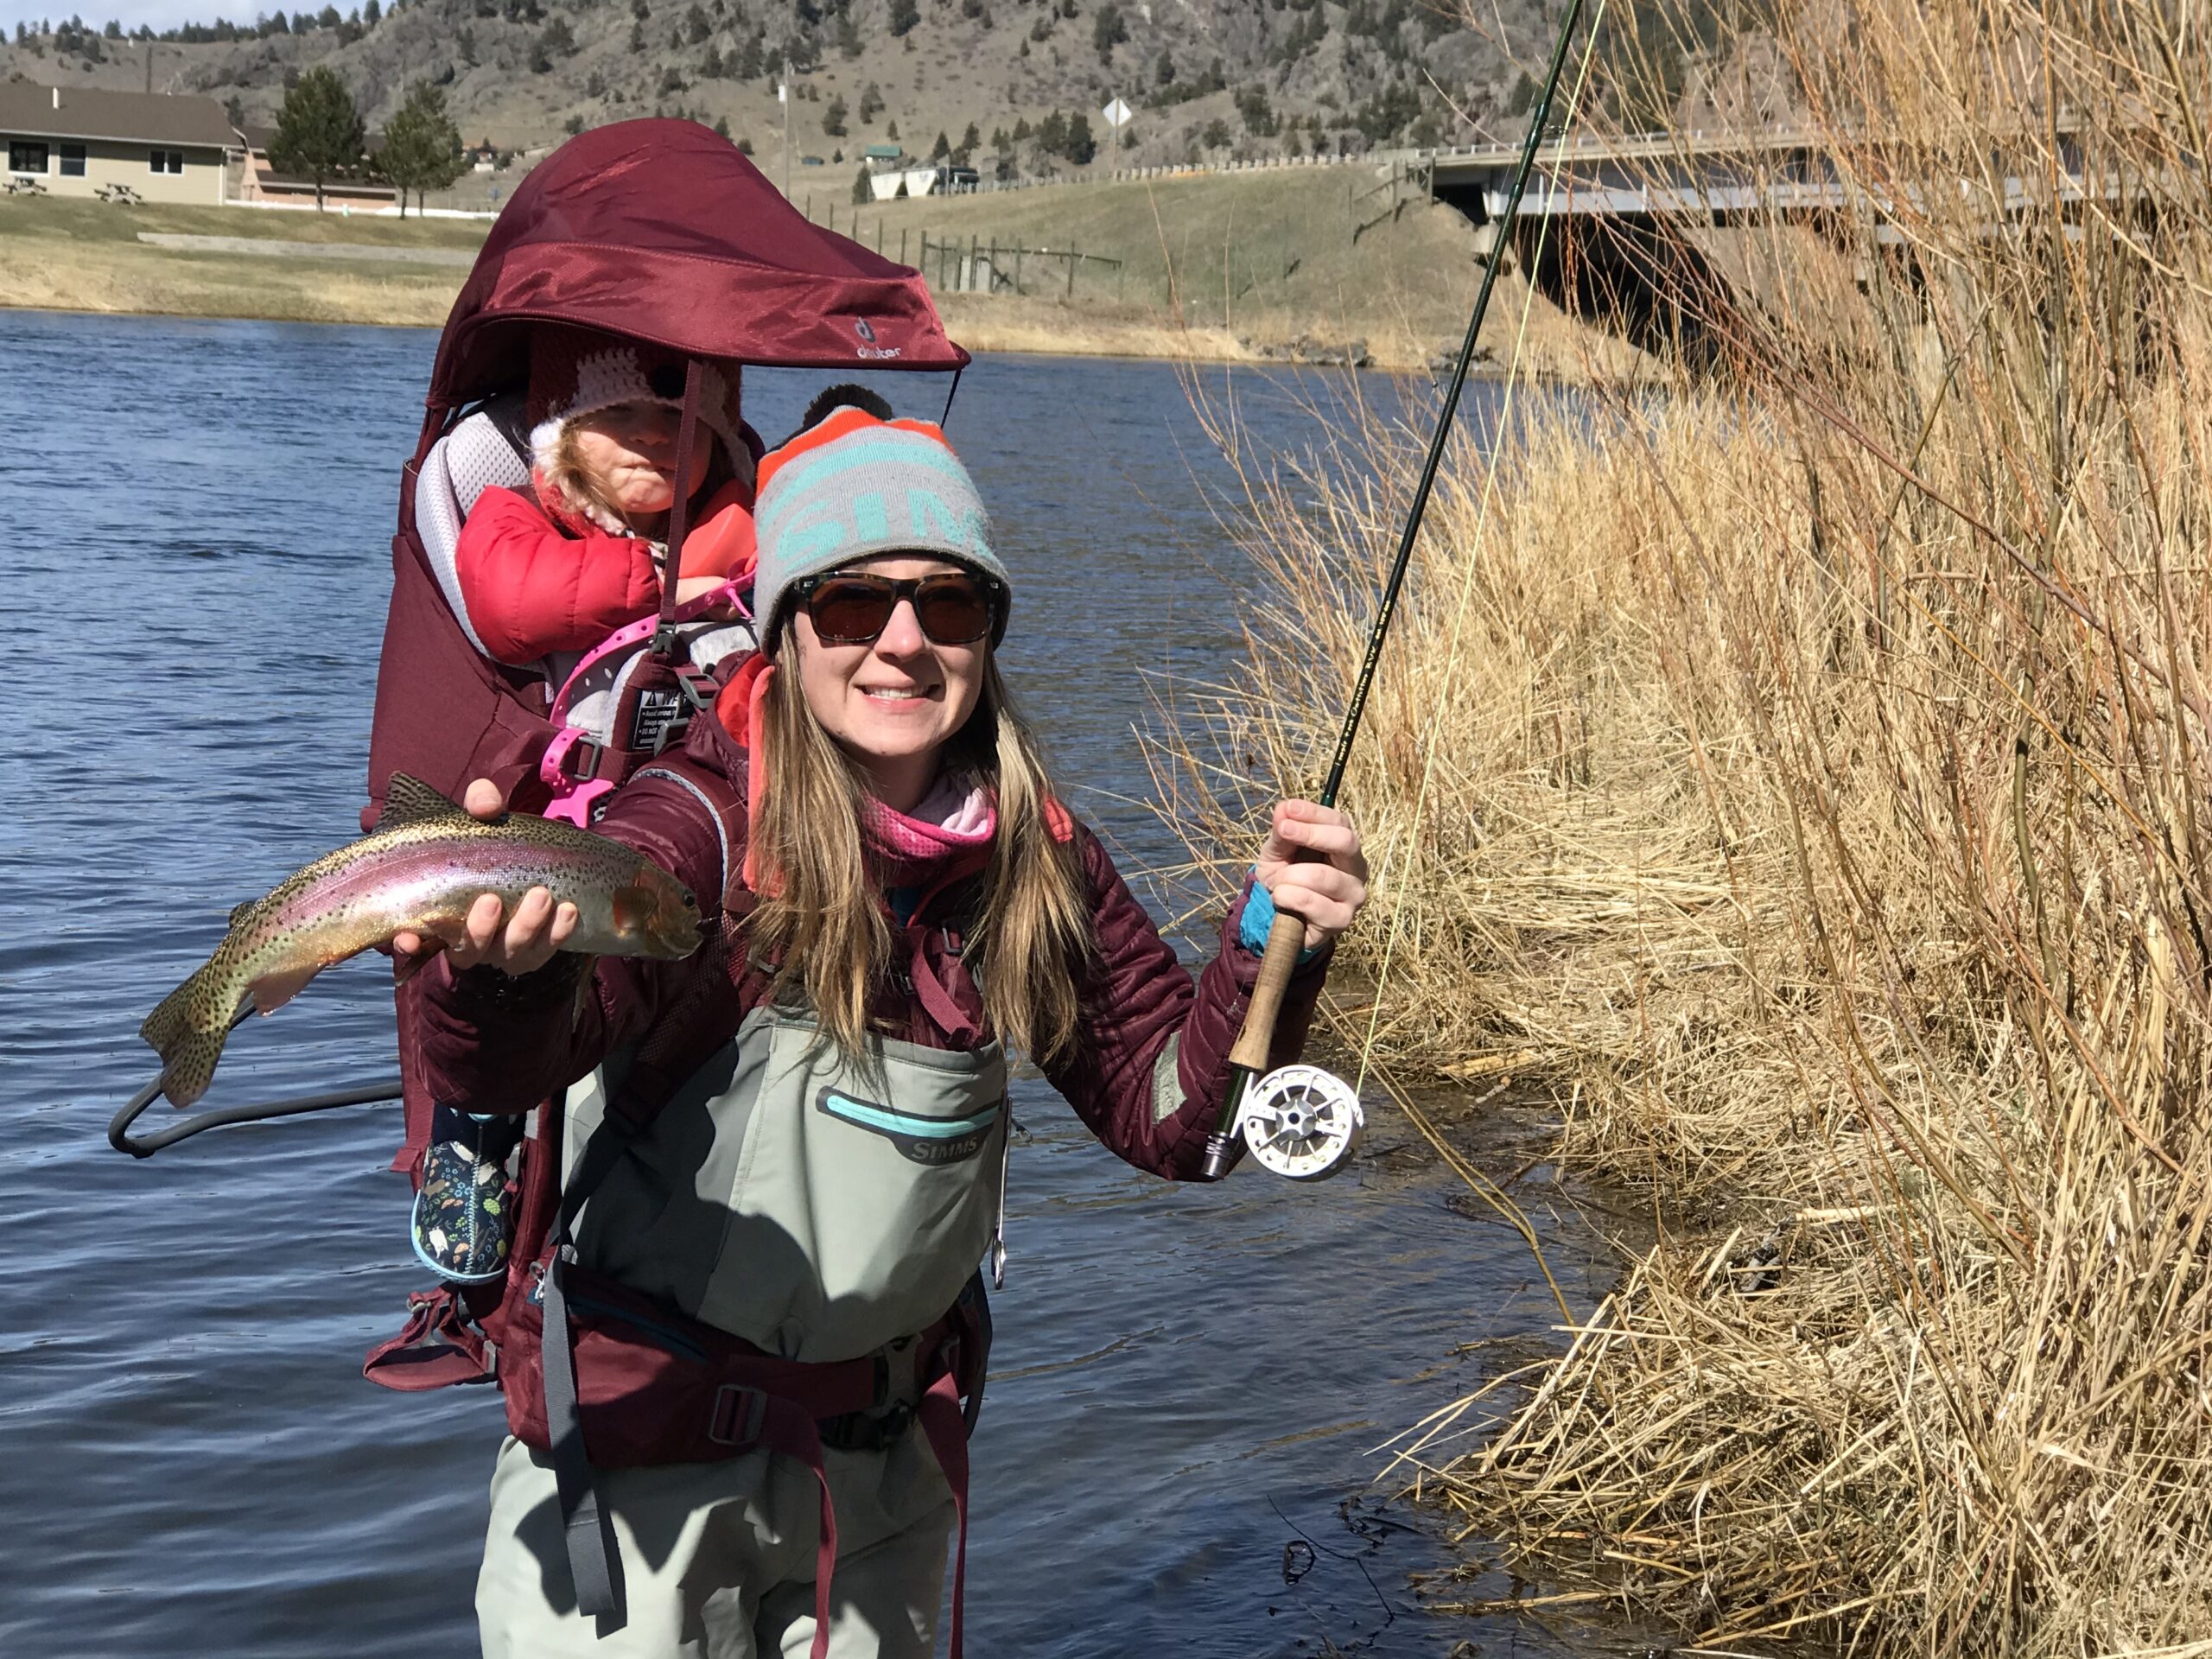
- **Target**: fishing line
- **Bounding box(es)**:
[1347,0,1611,1109]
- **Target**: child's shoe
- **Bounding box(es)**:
[410,1106,524,1283]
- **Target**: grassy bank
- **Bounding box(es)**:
[0,169,1624,373]
[816,165,1619,373]
[0,196,481,327]
[1152,0,2212,1651]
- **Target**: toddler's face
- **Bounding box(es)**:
[570,402,714,517]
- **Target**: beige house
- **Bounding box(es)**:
[0,83,236,204]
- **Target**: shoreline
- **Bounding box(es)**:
[0,290,1618,381]
[0,290,1465,372]
[0,181,1636,379]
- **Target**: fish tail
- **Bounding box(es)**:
[138,959,240,1109]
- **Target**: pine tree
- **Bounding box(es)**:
[1090,1,1123,60]
[270,64,365,212]
[1062,110,1095,162]
[377,79,465,216]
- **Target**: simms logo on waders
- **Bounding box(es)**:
[815,1089,999,1165]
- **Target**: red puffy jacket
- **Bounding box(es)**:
[454,480,758,667]
[413,686,1330,1180]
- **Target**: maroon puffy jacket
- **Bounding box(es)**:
[412,699,1331,1181]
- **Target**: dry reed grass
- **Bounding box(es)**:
[1147,0,2212,1648]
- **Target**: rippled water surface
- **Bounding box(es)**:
[1,310,1623,1658]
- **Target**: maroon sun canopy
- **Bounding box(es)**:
[422,118,968,434]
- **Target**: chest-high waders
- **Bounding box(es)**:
[366,757,1002,1659]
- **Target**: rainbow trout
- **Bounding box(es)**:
[140,772,701,1108]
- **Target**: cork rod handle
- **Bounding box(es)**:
[1226,906,1308,1075]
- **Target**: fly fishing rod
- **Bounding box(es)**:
[1203,0,1590,1182]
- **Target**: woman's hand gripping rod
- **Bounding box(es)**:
[1197,0,1591,1182]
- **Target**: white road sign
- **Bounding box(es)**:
[1102,97,1134,129]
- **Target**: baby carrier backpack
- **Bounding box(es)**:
[357,116,969,1379]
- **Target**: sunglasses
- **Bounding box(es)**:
[793,571,1007,647]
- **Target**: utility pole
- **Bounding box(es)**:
[779,55,791,202]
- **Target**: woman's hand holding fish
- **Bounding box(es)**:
[390,779,581,977]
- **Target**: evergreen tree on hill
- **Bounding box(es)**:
[270,64,365,212]
[378,79,465,216]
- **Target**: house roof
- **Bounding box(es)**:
[0,83,236,149]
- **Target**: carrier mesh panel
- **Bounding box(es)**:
[447,397,531,512]
[412,397,531,658]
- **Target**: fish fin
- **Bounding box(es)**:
[139,961,238,1109]
[228,898,258,928]
[571,956,599,1030]
[609,883,651,939]
[247,963,321,1015]
[381,772,474,830]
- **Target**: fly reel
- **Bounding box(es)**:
[1235,1064,1364,1180]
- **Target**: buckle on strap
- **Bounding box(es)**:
[709,1383,769,1447]
[539,727,605,788]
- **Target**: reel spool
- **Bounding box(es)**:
[1235,1064,1364,1180]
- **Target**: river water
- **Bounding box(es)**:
[1,310,1627,1658]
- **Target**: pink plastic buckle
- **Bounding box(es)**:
[544,779,614,827]
[540,728,615,827]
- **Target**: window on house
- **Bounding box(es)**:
[59,143,86,177]
[149,149,183,175]
[9,140,49,175]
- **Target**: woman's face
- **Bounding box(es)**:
[789,555,988,810]
[570,402,714,517]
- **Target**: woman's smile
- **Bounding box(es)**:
[791,555,983,812]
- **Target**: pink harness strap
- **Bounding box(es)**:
[537,577,751,824]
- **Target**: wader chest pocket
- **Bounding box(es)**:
[578,1007,1009,1362]
[814,1088,1001,1165]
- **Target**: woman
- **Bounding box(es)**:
[401,391,1369,1659]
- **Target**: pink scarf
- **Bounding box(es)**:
[865,772,997,894]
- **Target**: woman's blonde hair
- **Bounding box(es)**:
[747,639,1093,1064]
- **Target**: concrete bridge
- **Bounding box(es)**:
[1416,124,2109,361]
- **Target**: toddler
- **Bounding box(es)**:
[454,324,760,668]
[415,326,760,1284]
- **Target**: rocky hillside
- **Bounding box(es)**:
[1,0,1565,182]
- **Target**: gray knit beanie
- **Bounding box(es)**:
[752,396,1008,652]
